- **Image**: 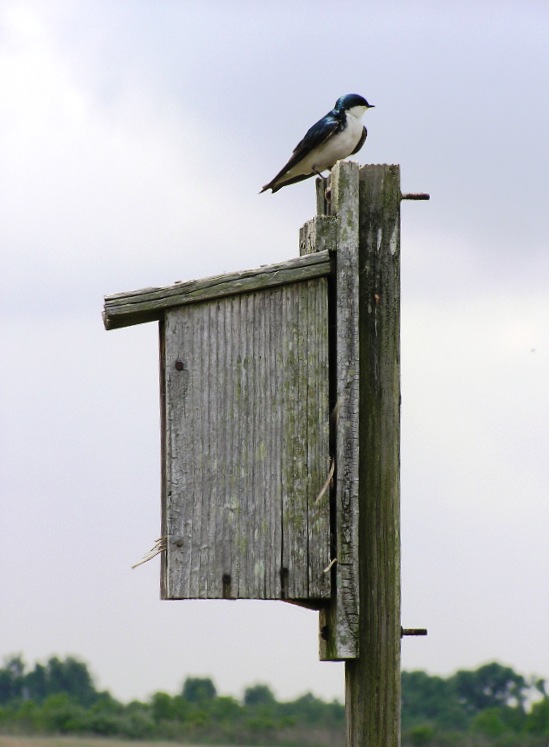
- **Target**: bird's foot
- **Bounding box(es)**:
[312,167,329,180]
[312,168,331,203]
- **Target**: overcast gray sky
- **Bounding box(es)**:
[1,0,548,705]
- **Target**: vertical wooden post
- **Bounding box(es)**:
[345,164,401,746]
[310,163,401,744]
[327,162,362,659]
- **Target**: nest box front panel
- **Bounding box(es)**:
[161,279,331,602]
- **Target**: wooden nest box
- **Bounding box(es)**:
[103,162,403,662]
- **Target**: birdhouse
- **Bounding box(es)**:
[103,162,403,663]
[104,251,333,603]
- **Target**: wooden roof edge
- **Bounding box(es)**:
[103,250,332,331]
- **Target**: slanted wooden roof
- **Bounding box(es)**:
[102,250,332,330]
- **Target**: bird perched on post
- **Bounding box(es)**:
[260,93,374,194]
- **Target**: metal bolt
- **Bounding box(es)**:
[175,360,184,371]
[401,627,428,637]
[401,193,430,201]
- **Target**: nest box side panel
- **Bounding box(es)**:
[161,279,331,601]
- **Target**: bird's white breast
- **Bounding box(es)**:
[287,108,366,179]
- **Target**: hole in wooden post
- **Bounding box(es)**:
[280,567,289,599]
[222,573,232,599]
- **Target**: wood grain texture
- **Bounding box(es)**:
[345,164,401,747]
[308,163,402,747]
[161,279,331,601]
[312,161,362,661]
[299,215,338,256]
[103,252,331,330]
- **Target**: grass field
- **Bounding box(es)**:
[0,737,261,747]
[0,739,190,747]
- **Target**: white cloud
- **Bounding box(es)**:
[1,0,549,704]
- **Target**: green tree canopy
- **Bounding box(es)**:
[243,684,276,707]
[525,697,549,736]
[181,677,217,704]
[0,655,97,706]
[451,662,528,714]
[401,670,468,730]
[0,655,25,703]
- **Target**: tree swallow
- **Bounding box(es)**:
[260,93,374,194]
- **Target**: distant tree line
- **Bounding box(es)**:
[0,655,343,746]
[402,662,549,746]
[0,655,549,746]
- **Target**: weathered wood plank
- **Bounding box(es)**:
[161,280,331,601]
[299,215,338,256]
[345,164,401,747]
[315,161,361,661]
[103,251,332,330]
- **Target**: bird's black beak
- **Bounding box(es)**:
[368,104,375,108]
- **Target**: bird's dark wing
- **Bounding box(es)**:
[289,112,342,165]
[268,172,316,194]
[351,126,367,155]
[261,111,342,193]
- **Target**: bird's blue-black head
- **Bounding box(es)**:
[335,93,374,111]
